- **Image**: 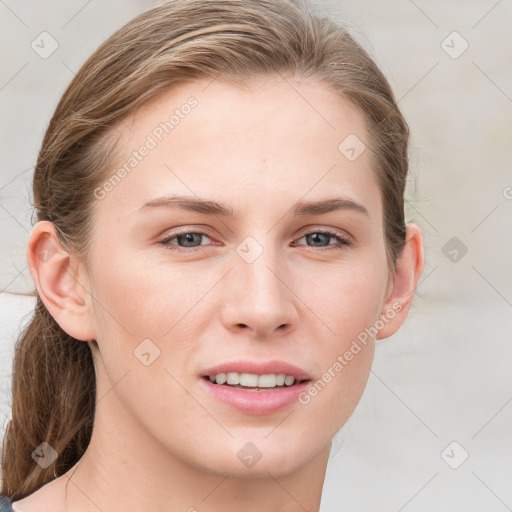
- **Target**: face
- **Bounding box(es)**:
[82,76,394,477]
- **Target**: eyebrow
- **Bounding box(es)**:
[139,195,369,218]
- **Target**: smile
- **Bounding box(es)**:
[206,372,307,389]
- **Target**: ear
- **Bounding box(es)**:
[27,220,96,341]
[376,223,424,340]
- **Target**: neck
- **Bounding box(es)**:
[61,387,331,512]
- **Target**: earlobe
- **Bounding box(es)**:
[376,223,424,340]
[27,220,96,341]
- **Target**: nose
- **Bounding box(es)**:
[221,246,299,339]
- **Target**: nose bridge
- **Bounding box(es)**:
[222,233,297,336]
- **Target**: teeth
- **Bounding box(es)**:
[226,372,239,385]
[284,375,295,386]
[210,373,226,384]
[208,372,302,388]
[240,373,258,387]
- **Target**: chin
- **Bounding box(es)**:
[189,433,319,479]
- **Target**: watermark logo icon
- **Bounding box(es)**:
[31,31,59,59]
[37,239,58,262]
[133,338,161,366]
[237,442,262,468]
[442,236,468,263]
[338,133,366,162]
[32,442,58,468]
[441,441,469,469]
[236,236,264,264]
[441,32,469,59]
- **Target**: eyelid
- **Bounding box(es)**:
[157,225,217,242]
[295,225,353,243]
[158,225,355,254]
[292,230,353,252]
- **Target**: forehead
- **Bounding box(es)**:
[97,76,381,221]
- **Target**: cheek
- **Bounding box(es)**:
[86,256,213,450]
[90,252,214,343]
[293,259,386,424]
[299,254,388,343]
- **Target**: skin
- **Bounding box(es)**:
[17,75,423,512]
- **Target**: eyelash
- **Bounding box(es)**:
[157,228,352,253]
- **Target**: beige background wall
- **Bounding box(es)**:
[1,1,511,510]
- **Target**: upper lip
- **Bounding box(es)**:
[201,360,311,381]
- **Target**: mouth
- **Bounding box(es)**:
[198,360,313,414]
[202,373,311,391]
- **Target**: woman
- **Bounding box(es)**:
[0,0,423,510]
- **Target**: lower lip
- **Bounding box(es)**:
[199,377,311,415]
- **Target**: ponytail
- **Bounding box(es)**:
[1,299,95,499]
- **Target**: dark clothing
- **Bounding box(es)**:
[0,495,14,511]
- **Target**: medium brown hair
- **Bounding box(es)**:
[1,0,409,499]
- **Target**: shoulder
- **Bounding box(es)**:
[0,475,68,512]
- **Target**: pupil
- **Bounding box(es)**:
[307,233,329,247]
[178,233,201,247]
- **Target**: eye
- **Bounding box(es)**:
[158,229,215,252]
[158,227,352,253]
[293,229,352,250]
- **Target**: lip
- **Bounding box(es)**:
[199,377,311,415]
[199,359,312,415]
[201,360,311,380]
